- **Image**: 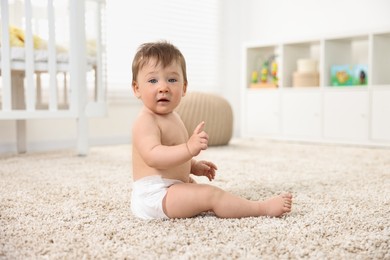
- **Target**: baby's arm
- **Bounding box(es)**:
[191,159,218,181]
[133,117,208,169]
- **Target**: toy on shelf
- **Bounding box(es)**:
[331,64,367,86]
[271,59,278,85]
[331,65,353,86]
[353,64,368,85]
[260,61,269,83]
[251,70,259,83]
[250,55,278,88]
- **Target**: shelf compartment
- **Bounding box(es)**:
[371,32,390,85]
[282,41,321,87]
[245,45,280,88]
[324,35,369,87]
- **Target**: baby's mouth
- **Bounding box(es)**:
[157,98,170,103]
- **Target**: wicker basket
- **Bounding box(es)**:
[293,72,319,87]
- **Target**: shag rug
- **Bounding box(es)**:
[1,139,389,259]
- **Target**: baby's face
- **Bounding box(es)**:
[133,58,187,115]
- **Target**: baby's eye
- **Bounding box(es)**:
[168,78,178,83]
[148,79,157,84]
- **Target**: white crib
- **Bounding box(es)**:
[0,0,107,155]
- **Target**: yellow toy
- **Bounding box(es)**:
[271,60,278,86]
[8,25,67,53]
[251,70,259,83]
[260,61,269,83]
[9,25,45,49]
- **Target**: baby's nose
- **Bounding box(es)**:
[159,85,169,92]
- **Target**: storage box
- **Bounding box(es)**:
[293,72,319,87]
[297,59,318,73]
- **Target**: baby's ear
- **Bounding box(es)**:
[132,81,141,98]
[182,83,188,96]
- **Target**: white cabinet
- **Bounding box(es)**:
[241,29,390,147]
[323,90,368,141]
[243,89,280,136]
[281,90,321,138]
[371,87,390,142]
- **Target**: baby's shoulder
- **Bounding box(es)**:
[133,110,159,132]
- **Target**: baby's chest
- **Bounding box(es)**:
[160,120,189,145]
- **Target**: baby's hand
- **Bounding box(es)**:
[191,160,217,181]
[186,121,208,156]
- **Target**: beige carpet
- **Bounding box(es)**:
[1,139,389,259]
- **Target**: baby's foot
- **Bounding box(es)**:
[259,193,292,217]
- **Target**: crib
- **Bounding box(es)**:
[0,0,107,155]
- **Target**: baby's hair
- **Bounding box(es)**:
[132,41,187,85]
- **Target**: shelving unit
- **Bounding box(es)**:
[241,29,390,147]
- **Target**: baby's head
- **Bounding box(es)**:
[132,41,187,86]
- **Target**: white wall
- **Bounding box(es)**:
[105,0,221,93]
[243,0,390,42]
[1,0,389,154]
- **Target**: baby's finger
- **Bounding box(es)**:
[201,132,209,140]
[201,163,211,171]
[205,161,218,170]
[193,121,205,134]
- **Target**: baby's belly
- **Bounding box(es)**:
[133,162,191,183]
[162,164,191,182]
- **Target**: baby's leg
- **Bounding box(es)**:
[163,183,292,218]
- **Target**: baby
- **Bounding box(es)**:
[130,41,292,219]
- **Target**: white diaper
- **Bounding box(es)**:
[131,175,183,220]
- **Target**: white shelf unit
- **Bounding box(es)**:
[241,30,390,147]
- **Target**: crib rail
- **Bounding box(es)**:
[0,0,106,119]
[0,0,107,154]
[1,0,12,112]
